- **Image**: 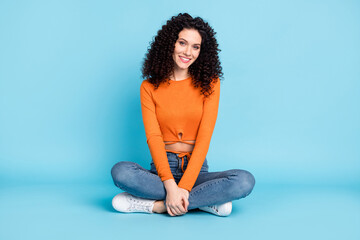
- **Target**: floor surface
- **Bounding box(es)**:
[1,182,359,240]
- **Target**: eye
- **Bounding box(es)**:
[179,41,185,46]
[194,46,200,50]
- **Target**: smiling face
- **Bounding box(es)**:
[172,28,202,72]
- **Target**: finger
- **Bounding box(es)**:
[181,197,187,212]
[174,204,185,215]
[171,207,181,216]
[184,198,189,212]
[181,199,186,212]
[171,206,181,215]
[169,205,179,216]
[174,206,185,215]
[176,204,186,214]
[167,206,174,216]
[181,197,188,212]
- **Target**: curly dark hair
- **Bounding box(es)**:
[141,13,223,97]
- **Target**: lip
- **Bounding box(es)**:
[179,56,191,63]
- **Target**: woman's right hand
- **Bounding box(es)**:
[163,179,189,216]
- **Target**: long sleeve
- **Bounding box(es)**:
[177,78,221,192]
[140,81,175,182]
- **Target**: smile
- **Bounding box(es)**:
[179,56,191,63]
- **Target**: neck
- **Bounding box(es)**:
[170,67,190,81]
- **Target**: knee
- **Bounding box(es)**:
[111,161,136,186]
[227,169,256,199]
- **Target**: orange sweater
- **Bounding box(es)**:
[140,76,220,192]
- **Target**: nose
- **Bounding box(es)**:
[184,46,191,56]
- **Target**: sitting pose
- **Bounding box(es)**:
[111,13,255,217]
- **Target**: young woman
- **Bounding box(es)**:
[111,13,255,217]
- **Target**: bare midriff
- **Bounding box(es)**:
[164,140,195,152]
[164,132,195,152]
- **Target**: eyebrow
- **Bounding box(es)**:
[179,38,201,46]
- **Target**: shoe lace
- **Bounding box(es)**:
[128,196,152,212]
[209,205,219,213]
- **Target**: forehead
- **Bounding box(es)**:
[178,29,202,44]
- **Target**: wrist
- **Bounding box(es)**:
[179,187,189,194]
[163,179,177,190]
[178,184,190,193]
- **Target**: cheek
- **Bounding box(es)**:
[194,51,200,59]
[172,47,179,58]
[174,44,182,53]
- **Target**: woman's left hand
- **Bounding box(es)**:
[178,187,190,211]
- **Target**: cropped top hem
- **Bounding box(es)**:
[164,140,196,145]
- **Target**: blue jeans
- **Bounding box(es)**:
[111,152,255,210]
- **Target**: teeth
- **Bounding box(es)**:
[180,56,190,61]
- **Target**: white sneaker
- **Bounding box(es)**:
[112,192,156,214]
[199,201,232,216]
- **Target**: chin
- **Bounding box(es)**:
[178,62,192,69]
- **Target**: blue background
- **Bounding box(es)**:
[0,0,359,239]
